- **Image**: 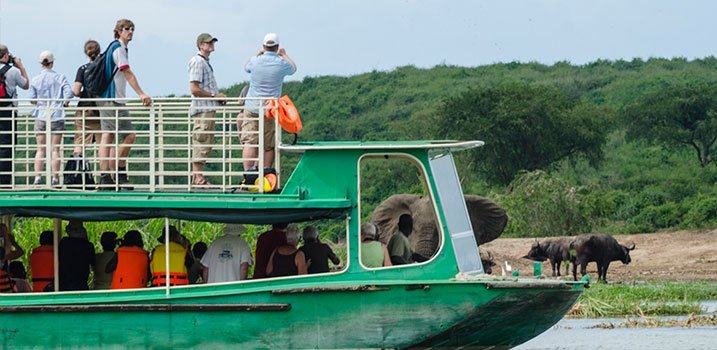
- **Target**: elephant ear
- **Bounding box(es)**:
[465,195,508,245]
[370,194,421,243]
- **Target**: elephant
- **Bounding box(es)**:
[370,194,508,260]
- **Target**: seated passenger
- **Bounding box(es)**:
[108,230,149,289]
[299,225,339,274]
[387,214,414,265]
[93,231,117,289]
[9,261,32,293]
[30,230,54,292]
[188,241,207,284]
[266,225,307,277]
[253,223,288,279]
[360,223,391,268]
[1,224,25,293]
[149,226,189,287]
[200,224,253,283]
[59,220,95,291]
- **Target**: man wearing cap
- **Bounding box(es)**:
[188,33,226,186]
[0,44,29,186]
[201,223,253,283]
[29,50,74,186]
[241,33,297,173]
[58,220,96,291]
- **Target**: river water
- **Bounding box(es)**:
[515,301,717,350]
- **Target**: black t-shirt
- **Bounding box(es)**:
[75,64,95,107]
[59,237,96,291]
[300,242,337,274]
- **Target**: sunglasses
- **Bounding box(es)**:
[123,27,135,32]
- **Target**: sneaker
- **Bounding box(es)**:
[243,167,259,185]
[51,177,60,187]
[99,174,115,191]
[33,177,42,186]
[117,173,134,191]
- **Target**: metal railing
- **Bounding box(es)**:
[0,97,281,193]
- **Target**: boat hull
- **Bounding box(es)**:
[0,280,581,349]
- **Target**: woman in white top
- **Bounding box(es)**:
[29,51,73,186]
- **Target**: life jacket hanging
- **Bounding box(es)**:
[266,95,302,144]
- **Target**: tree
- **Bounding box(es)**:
[625,82,717,167]
[434,83,612,185]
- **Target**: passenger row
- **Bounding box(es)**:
[0,220,340,293]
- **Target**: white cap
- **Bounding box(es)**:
[39,50,54,64]
[263,33,279,47]
[224,223,247,236]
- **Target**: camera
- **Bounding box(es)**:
[6,54,15,65]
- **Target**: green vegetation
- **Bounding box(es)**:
[569,281,717,318]
[224,57,717,236]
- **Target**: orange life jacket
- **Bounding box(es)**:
[0,266,11,293]
[111,246,149,290]
[266,95,302,134]
[149,243,188,287]
[30,245,55,292]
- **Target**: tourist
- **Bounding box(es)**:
[0,223,24,293]
[387,214,414,265]
[97,19,152,190]
[253,222,288,279]
[92,231,117,289]
[29,230,54,292]
[360,223,391,268]
[200,224,253,283]
[58,220,95,291]
[241,32,296,174]
[29,50,73,186]
[266,225,307,277]
[188,241,207,284]
[71,40,103,157]
[108,230,149,289]
[149,226,189,286]
[299,225,340,274]
[0,44,29,187]
[9,261,32,293]
[188,33,226,186]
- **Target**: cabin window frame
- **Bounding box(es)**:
[357,153,444,270]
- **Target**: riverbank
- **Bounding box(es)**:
[481,229,717,281]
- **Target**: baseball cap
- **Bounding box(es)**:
[263,33,279,47]
[196,33,218,47]
[224,223,247,236]
[39,50,54,64]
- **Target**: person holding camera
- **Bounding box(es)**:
[0,44,30,187]
[1,223,25,293]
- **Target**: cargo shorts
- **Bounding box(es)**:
[240,111,275,150]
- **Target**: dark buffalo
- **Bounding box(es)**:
[570,233,635,282]
[524,238,572,277]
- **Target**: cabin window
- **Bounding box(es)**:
[358,154,438,268]
[428,151,483,274]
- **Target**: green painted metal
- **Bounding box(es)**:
[0,141,584,348]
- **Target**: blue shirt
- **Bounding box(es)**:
[244,51,296,112]
[30,68,73,120]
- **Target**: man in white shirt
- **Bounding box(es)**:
[201,223,253,283]
[0,44,29,186]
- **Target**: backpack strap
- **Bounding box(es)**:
[0,64,11,77]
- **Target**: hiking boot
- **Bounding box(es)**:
[117,173,134,191]
[99,174,115,191]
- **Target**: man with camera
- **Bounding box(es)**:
[1,223,25,293]
[0,44,30,186]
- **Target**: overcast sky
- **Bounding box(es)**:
[1,0,714,98]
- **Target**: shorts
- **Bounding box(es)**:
[191,111,216,163]
[240,111,275,150]
[74,109,102,146]
[34,119,65,134]
[98,101,133,138]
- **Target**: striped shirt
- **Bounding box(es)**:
[188,53,219,115]
[29,68,73,120]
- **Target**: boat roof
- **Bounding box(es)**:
[281,140,484,153]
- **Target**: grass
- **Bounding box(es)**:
[569,281,717,318]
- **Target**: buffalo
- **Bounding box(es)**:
[570,233,635,282]
[524,238,572,277]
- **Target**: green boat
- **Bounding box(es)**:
[0,98,583,349]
